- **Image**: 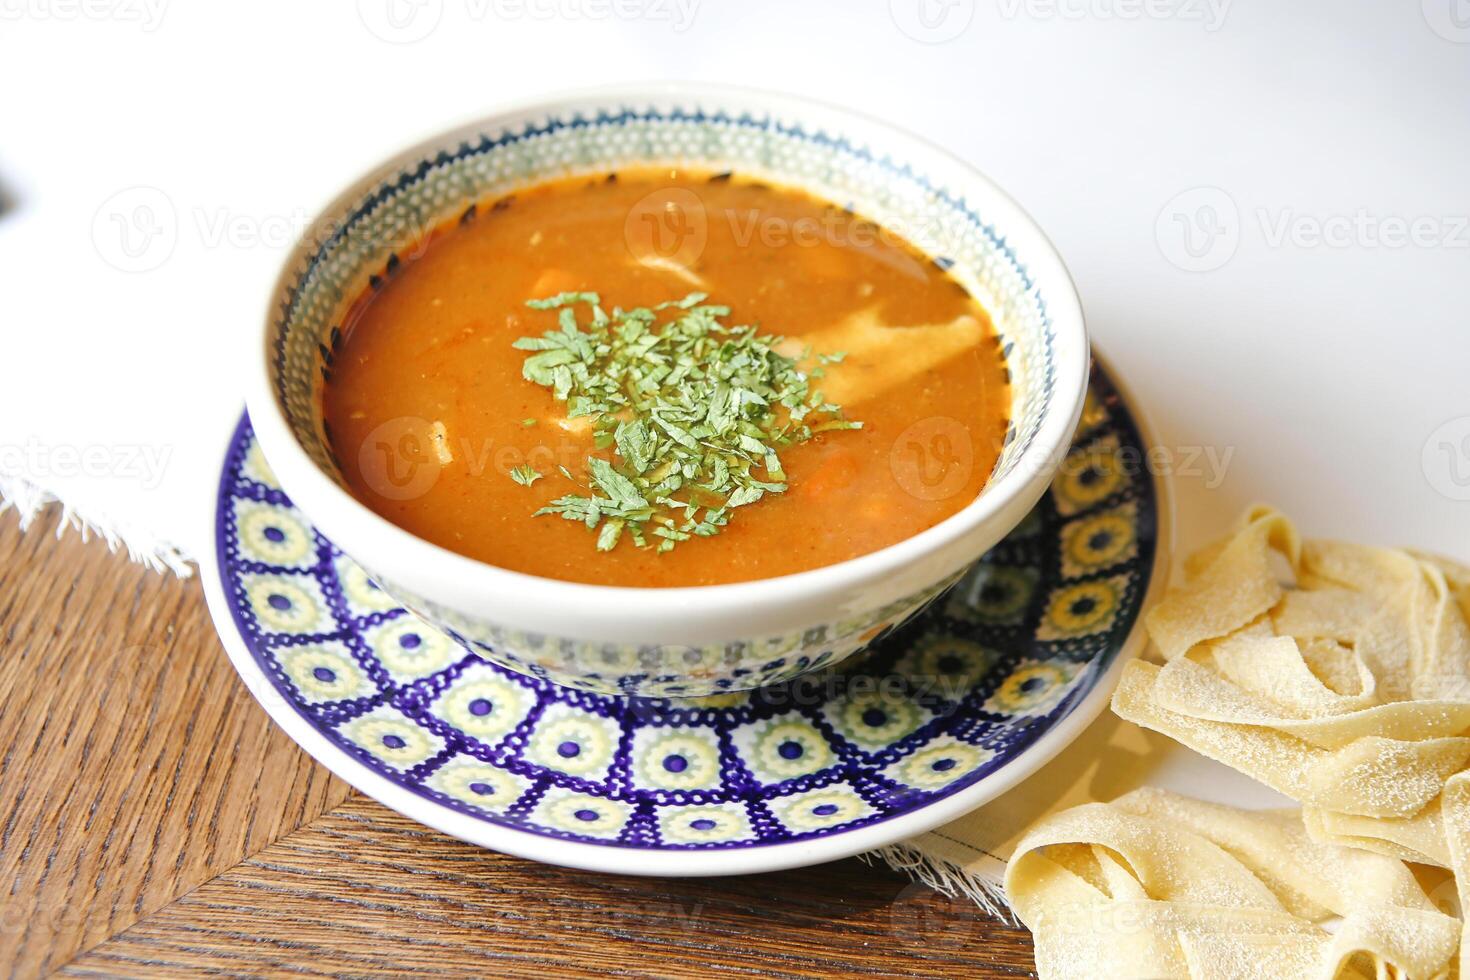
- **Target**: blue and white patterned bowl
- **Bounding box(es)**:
[245,84,1091,697]
[206,358,1168,876]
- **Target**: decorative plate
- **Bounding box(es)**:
[201,357,1168,876]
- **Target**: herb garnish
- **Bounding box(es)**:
[509,464,542,487]
[513,291,861,553]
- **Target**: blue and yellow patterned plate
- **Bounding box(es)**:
[202,357,1169,876]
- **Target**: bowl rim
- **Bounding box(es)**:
[246,80,1091,627]
[210,347,1171,876]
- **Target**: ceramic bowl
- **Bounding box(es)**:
[246,83,1090,697]
[207,356,1164,875]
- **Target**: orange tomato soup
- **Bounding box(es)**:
[323,170,1010,586]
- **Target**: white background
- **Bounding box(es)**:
[1,0,1466,570]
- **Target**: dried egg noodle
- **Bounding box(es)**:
[1005,788,1461,980]
[1007,507,1470,979]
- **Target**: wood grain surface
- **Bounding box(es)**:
[0,511,1037,979]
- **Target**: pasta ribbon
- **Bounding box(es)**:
[1006,789,1461,980]
[1077,506,1470,978]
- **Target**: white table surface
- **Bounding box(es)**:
[4,0,1465,565]
[1,0,1465,812]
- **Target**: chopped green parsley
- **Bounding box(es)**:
[508,464,542,487]
[512,291,861,553]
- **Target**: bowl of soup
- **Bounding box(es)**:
[247,84,1089,697]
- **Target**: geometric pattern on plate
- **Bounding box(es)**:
[218,362,1157,850]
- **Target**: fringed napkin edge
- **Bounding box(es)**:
[0,472,193,577]
[862,842,1017,924]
